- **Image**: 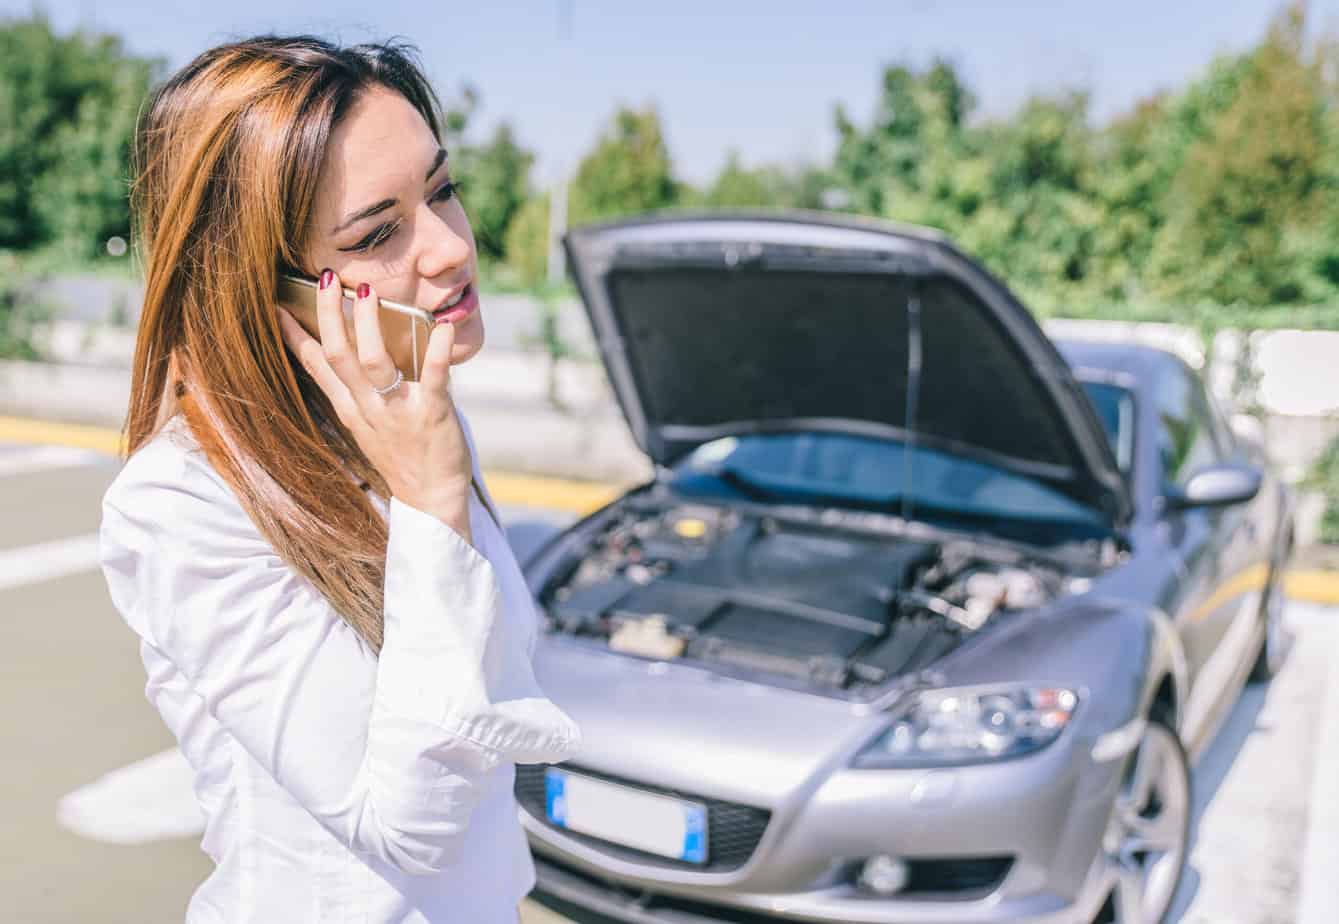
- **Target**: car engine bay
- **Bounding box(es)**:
[538,495,1107,692]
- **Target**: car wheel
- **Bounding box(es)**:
[1098,718,1191,924]
[1249,563,1287,683]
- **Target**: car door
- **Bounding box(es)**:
[1151,363,1235,745]
[1205,389,1281,595]
[1156,363,1266,747]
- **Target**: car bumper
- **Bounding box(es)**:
[521,734,1128,924]
[531,851,1116,924]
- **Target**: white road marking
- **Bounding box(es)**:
[0,445,103,477]
[57,747,204,845]
[0,533,102,591]
[1297,604,1339,924]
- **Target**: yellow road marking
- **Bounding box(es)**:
[483,472,621,515]
[0,415,124,455]
[0,415,621,515]
[1284,571,1339,606]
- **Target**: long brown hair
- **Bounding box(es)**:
[126,36,446,651]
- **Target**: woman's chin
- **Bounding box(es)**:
[449,325,484,365]
[450,341,482,365]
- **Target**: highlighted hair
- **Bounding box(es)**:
[127,36,445,650]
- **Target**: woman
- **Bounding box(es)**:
[99,36,581,923]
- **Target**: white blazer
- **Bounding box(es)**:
[99,410,581,923]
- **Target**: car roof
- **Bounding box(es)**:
[1053,338,1190,385]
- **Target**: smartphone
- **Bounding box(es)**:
[278,273,434,327]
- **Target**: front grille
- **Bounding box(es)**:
[901,856,1014,895]
[515,763,771,873]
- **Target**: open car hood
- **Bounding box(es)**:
[564,211,1131,527]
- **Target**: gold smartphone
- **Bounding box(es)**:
[278,273,434,327]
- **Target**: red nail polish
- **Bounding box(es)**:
[356,283,370,299]
[318,269,333,290]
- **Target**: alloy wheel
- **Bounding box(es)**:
[1102,720,1191,924]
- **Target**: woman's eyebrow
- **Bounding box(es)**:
[424,147,447,181]
[332,148,450,234]
[334,198,396,232]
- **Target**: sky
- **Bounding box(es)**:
[9,0,1338,185]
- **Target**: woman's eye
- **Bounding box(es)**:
[338,181,460,254]
[342,221,399,254]
[429,179,460,204]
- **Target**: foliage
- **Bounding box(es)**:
[502,193,552,287]
[1305,434,1339,544]
[0,252,51,359]
[4,2,1338,329]
[700,151,829,210]
[454,122,535,262]
[0,15,159,258]
[430,82,541,268]
[1149,6,1336,304]
[823,2,1338,317]
[518,286,578,409]
[569,106,679,224]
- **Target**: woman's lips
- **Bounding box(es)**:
[431,283,478,325]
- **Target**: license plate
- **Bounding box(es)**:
[545,768,708,864]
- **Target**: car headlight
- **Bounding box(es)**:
[852,685,1080,768]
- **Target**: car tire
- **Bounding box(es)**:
[1095,718,1192,924]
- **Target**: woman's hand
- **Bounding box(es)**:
[278,270,474,542]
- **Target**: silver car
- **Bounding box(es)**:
[513,213,1293,924]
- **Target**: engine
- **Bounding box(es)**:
[539,499,1073,692]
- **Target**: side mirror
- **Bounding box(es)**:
[1165,463,1263,510]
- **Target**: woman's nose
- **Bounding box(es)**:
[415,207,472,281]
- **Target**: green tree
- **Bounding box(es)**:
[502,193,551,287]
[831,59,976,218]
[701,151,828,210]
[828,57,1108,308]
[964,93,1102,307]
[822,7,1338,316]
[569,106,678,223]
[1149,3,1334,305]
[1085,51,1254,302]
[703,151,775,207]
[455,122,534,262]
[0,15,158,256]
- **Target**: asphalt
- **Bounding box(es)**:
[1,448,209,923]
[2,431,1336,924]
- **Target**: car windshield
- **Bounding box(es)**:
[1079,380,1136,475]
[669,431,1107,531]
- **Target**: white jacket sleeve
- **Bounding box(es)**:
[99,445,580,876]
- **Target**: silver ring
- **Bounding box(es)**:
[372,368,404,396]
